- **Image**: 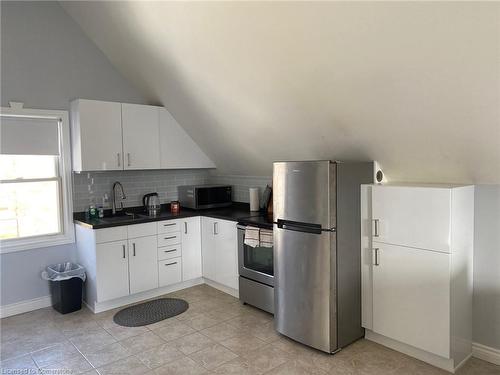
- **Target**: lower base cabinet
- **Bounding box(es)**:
[128,235,159,294]
[76,215,238,310]
[96,240,129,302]
[201,217,238,290]
[159,257,182,287]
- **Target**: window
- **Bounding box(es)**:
[0,104,74,253]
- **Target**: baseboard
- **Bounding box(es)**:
[203,278,239,298]
[472,342,500,365]
[0,295,52,318]
[365,330,456,373]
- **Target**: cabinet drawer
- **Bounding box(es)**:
[158,244,182,261]
[128,222,157,238]
[158,232,181,247]
[158,257,182,287]
[95,226,127,244]
[158,220,180,234]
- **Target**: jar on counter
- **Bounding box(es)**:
[170,201,180,214]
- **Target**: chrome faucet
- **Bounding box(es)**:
[111,181,126,215]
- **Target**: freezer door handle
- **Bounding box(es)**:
[276,219,329,234]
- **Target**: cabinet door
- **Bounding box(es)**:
[159,108,215,169]
[96,240,129,302]
[159,257,182,287]
[181,217,202,281]
[121,103,160,170]
[215,219,238,290]
[372,242,450,357]
[128,236,159,294]
[372,186,451,252]
[201,217,217,281]
[71,99,123,171]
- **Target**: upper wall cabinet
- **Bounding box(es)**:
[70,99,215,172]
[71,99,123,171]
[159,108,215,169]
[122,103,160,170]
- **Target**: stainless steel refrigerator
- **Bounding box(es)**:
[273,160,373,353]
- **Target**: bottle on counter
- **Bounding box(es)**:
[89,205,98,219]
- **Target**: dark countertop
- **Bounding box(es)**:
[74,202,272,229]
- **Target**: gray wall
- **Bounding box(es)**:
[0,1,147,110]
[0,1,147,306]
[473,185,500,350]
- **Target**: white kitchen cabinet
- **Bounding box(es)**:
[181,217,202,281]
[201,217,238,290]
[159,258,182,287]
[70,99,123,172]
[361,184,474,373]
[201,217,217,281]
[95,240,129,302]
[128,236,159,294]
[76,214,237,312]
[121,103,161,170]
[71,99,214,171]
[371,185,451,252]
[215,219,238,290]
[159,108,215,169]
[372,242,450,357]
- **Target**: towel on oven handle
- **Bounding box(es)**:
[259,229,273,248]
[244,226,273,248]
[244,226,260,247]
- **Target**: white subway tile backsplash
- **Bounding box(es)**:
[72,169,272,212]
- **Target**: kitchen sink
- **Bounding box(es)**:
[99,212,142,223]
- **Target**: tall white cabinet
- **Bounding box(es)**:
[361,184,474,373]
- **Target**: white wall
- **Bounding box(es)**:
[0,1,147,306]
[473,185,500,350]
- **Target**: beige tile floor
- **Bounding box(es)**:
[1,284,499,375]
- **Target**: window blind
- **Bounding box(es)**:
[0,115,60,155]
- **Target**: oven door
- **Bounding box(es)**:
[238,226,274,286]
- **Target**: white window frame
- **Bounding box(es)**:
[0,104,75,253]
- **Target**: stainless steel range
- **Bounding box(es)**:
[237,215,274,314]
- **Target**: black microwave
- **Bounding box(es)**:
[177,185,232,209]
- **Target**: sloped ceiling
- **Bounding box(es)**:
[61,1,500,183]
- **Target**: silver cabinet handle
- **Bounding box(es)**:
[122,245,126,258]
[132,243,136,256]
[164,262,177,266]
[373,219,380,237]
[373,248,380,266]
[127,153,131,167]
[163,223,176,227]
[164,236,177,240]
[117,153,121,167]
[184,222,188,234]
[213,222,218,235]
[164,249,177,253]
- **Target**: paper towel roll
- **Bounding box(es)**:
[249,187,260,211]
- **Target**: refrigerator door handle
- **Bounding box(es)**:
[276,219,329,234]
